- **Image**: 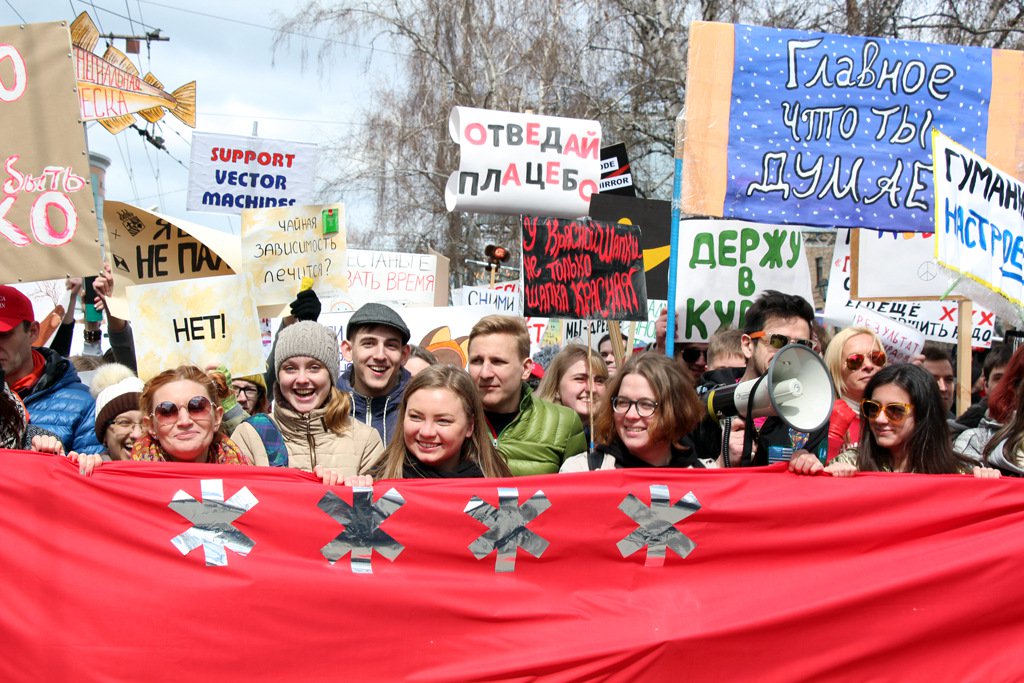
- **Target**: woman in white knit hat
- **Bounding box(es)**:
[91,364,145,461]
[232,321,383,484]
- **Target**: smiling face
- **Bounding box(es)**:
[865,382,915,464]
[467,333,532,414]
[104,409,143,461]
[558,359,605,420]
[278,356,332,413]
[841,334,884,401]
[613,372,670,466]
[402,387,474,473]
[342,325,410,397]
[144,380,222,462]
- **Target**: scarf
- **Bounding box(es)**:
[10,350,45,397]
[402,456,485,479]
[131,433,252,465]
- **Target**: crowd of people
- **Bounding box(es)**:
[1,266,1019,484]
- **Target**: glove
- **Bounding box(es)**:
[290,288,322,321]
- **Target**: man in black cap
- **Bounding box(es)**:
[339,303,412,446]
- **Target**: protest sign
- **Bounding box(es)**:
[825,229,994,347]
[445,107,602,218]
[680,22,1024,233]
[453,281,521,315]
[103,201,242,319]
[673,218,813,342]
[560,300,667,350]
[521,215,647,321]
[599,143,636,196]
[187,132,317,215]
[241,204,347,309]
[850,229,964,300]
[933,130,1024,308]
[589,194,672,300]
[0,21,100,282]
[321,249,439,312]
[127,274,264,379]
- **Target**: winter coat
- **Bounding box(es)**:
[336,364,410,448]
[231,400,383,476]
[489,385,587,476]
[20,347,102,454]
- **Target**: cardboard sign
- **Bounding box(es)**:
[187,132,317,215]
[445,107,602,218]
[0,21,100,282]
[241,204,348,309]
[127,274,264,380]
[851,229,964,300]
[825,229,994,347]
[681,22,1024,232]
[521,215,647,321]
[589,194,672,300]
[321,249,440,312]
[673,218,814,342]
[934,130,1024,307]
[102,201,242,319]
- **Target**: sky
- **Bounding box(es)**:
[2,0,392,234]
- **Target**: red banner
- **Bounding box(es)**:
[2,449,1021,681]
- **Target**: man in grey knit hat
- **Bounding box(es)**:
[338,303,412,446]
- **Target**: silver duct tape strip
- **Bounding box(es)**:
[318,487,406,573]
[617,485,700,567]
[466,488,551,573]
[168,480,258,567]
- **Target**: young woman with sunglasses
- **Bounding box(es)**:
[790,364,999,478]
[133,365,251,464]
[823,326,887,461]
[560,352,708,471]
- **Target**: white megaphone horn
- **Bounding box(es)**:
[704,343,834,432]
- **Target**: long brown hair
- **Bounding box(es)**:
[535,343,607,405]
[374,364,511,479]
[593,352,703,449]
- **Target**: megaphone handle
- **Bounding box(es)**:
[741,375,766,466]
[720,418,732,468]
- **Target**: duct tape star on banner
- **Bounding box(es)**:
[618,484,700,567]
[465,487,550,573]
[168,479,258,567]
[318,486,405,574]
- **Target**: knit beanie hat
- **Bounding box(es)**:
[94,376,144,442]
[274,321,341,385]
[235,373,267,396]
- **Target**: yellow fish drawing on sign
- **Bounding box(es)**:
[70,12,196,134]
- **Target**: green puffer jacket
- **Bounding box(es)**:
[494,386,587,476]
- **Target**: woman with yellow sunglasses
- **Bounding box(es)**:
[791,364,999,478]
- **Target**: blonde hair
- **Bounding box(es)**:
[468,315,530,361]
[274,383,353,435]
[374,364,511,479]
[535,344,607,405]
[824,326,884,399]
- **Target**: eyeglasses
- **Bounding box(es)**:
[152,396,214,425]
[232,384,259,398]
[749,331,814,350]
[109,417,143,431]
[610,397,659,417]
[846,351,887,371]
[861,400,913,424]
[681,347,707,363]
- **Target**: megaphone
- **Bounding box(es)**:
[704,344,834,433]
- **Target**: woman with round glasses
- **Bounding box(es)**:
[823,326,888,461]
[560,353,708,471]
[132,365,251,464]
[790,364,998,478]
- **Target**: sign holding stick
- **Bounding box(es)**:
[126,274,264,380]
[521,215,647,321]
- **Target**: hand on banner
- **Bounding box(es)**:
[314,465,373,488]
[972,466,1002,479]
[31,435,103,476]
[290,289,322,322]
[788,451,823,475]
[726,419,754,465]
[31,434,64,456]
